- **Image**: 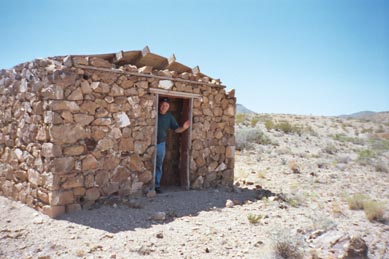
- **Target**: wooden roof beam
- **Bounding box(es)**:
[166,54,191,73]
[135,46,169,70]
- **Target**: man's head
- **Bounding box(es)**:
[159,97,170,114]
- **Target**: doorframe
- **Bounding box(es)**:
[150,88,201,191]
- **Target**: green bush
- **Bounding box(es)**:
[265,120,302,135]
[235,113,246,124]
[265,120,275,131]
[250,117,260,127]
[358,149,376,163]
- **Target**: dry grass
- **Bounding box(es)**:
[273,240,303,259]
[363,201,385,222]
[347,193,369,210]
[247,213,262,224]
[348,194,386,222]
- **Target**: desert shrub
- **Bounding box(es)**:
[235,113,246,124]
[250,116,260,127]
[361,127,373,134]
[375,125,385,133]
[368,137,389,153]
[357,149,376,165]
[303,125,318,136]
[347,193,369,210]
[265,120,275,131]
[372,159,389,173]
[363,201,385,222]
[323,143,337,154]
[265,120,302,135]
[276,121,294,134]
[235,128,272,150]
[247,214,262,224]
[331,134,364,145]
[273,240,303,259]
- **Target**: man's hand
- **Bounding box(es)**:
[183,120,190,130]
[175,120,191,133]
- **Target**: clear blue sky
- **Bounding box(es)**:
[1,0,388,116]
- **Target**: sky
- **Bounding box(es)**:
[1,0,388,116]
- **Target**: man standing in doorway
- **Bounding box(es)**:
[155,97,190,193]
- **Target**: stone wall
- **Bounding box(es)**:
[0,54,236,217]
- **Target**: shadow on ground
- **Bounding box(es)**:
[58,186,261,233]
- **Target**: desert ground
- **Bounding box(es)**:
[1,113,388,259]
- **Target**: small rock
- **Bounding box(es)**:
[226,200,234,208]
[232,199,242,206]
[205,247,210,253]
[152,212,166,221]
[33,217,44,224]
[156,232,163,239]
[345,237,368,259]
[147,190,157,198]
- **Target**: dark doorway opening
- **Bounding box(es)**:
[159,96,191,189]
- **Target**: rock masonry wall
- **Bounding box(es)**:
[0,55,236,217]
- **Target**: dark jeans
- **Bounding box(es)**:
[155,142,166,188]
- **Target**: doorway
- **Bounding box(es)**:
[160,97,189,188]
[150,88,201,190]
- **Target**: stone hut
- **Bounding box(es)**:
[0,46,236,217]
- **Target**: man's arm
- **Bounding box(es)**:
[175,120,190,133]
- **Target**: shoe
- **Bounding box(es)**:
[155,187,162,194]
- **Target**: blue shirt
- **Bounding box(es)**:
[157,112,179,144]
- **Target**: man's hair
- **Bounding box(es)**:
[159,97,170,103]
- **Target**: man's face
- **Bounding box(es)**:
[159,101,170,114]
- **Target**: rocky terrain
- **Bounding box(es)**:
[1,113,389,259]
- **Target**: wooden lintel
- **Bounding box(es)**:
[149,88,202,99]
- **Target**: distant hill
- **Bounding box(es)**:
[236,104,256,114]
[338,111,389,123]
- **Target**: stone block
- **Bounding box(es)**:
[113,112,130,128]
[48,100,80,112]
[42,143,62,158]
[62,175,84,189]
[63,145,85,156]
[50,190,75,205]
[226,146,235,158]
[85,188,100,201]
[73,114,94,126]
[42,205,65,218]
[41,85,64,100]
[138,170,152,184]
[82,155,98,171]
[67,88,83,101]
[110,84,124,96]
[28,169,41,186]
[90,57,112,68]
[53,157,75,173]
[50,124,86,144]
[111,166,131,183]
[66,204,82,213]
[129,154,145,172]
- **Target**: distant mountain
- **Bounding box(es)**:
[338,111,389,123]
[339,111,376,118]
[236,104,256,114]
